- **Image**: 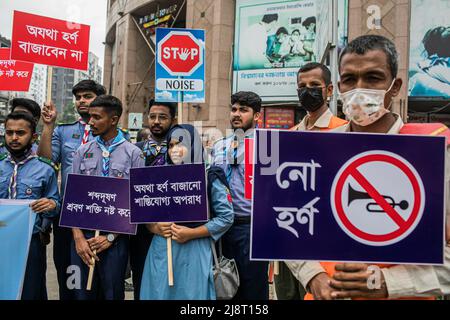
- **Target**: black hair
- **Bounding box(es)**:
[5,112,36,134]
[148,99,177,119]
[339,35,399,78]
[72,80,106,96]
[302,17,316,31]
[298,62,332,86]
[89,95,123,118]
[262,14,278,24]
[136,127,151,142]
[10,98,41,120]
[292,29,301,35]
[422,26,450,57]
[231,91,262,113]
[276,27,289,37]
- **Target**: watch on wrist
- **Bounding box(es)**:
[107,233,115,243]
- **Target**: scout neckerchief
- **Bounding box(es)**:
[7,150,37,199]
[95,130,126,177]
[79,118,90,145]
[143,140,167,167]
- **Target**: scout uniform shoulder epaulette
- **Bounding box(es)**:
[38,157,59,171]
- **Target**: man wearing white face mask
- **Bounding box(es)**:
[339,79,396,127]
[285,35,450,300]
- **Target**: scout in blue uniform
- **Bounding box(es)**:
[0,142,5,156]
[131,100,176,299]
[70,95,144,300]
[39,80,129,299]
[0,112,60,300]
[211,91,269,300]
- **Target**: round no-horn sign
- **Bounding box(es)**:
[331,151,425,246]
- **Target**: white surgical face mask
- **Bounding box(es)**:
[340,80,396,127]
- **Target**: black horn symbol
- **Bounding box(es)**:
[348,185,409,213]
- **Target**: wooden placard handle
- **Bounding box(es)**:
[167,237,174,286]
[86,230,100,290]
[274,261,280,275]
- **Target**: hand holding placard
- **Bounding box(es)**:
[87,230,100,291]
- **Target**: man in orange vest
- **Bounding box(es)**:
[286,35,450,299]
[275,62,347,300]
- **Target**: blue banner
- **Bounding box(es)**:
[251,130,446,265]
[0,200,36,300]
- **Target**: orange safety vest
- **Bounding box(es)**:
[290,115,348,131]
[322,116,348,131]
[305,123,450,300]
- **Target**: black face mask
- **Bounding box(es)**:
[5,142,33,160]
[297,87,325,112]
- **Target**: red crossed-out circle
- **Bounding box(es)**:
[332,151,424,245]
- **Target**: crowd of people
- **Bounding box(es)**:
[1,34,449,300]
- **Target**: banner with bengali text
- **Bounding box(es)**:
[0,48,34,92]
[11,10,90,71]
[59,174,136,235]
[130,163,208,223]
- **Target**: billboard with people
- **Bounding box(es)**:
[408,0,450,99]
[233,0,348,102]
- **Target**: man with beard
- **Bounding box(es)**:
[38,80,128,299]
[210,91,269,300]
[0,112,59,300]
[70,95,144,300]
[130,100,176,299]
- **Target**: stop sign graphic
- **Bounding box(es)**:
[157,30,204,77]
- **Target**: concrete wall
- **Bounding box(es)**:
[185,0,235,133]
[104,0,414,129]
[104,0,235,130]
[104,0,158,128]
[348,0,411,119]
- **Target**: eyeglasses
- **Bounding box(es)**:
[148,113,170,122]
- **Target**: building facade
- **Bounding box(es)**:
[0,35,10,48]
[104,0,449,132]
[49,52,103,114]
[26,64,47,107]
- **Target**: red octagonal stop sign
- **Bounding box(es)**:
[157,30,204,77]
